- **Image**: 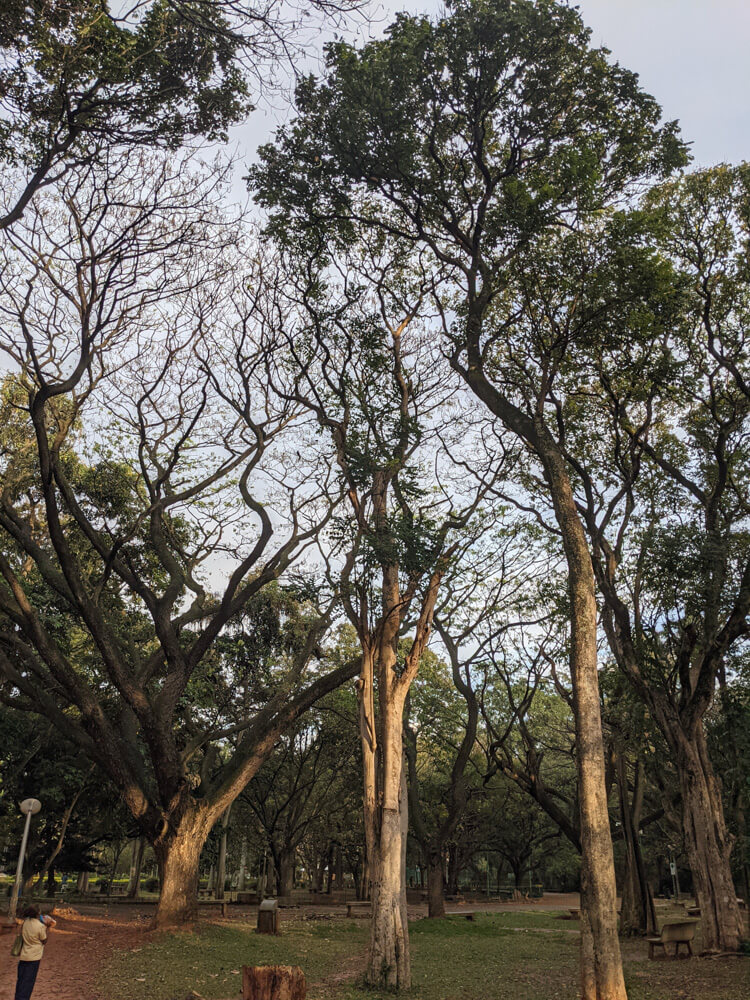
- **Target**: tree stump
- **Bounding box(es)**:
[242,965,306,1000]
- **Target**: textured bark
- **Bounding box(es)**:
[152,811,207,927]
[277,849,295,898]
[616,757,656,936]
[368,804,410,990]
[672,723,743,952]
[541,444,626,1000]
[426,854,446,918]
[242,965,306,1000]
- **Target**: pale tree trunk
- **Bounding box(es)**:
[350,469,443,990]
[543,444,626,1000]
[367,747,410,990]
[215,805,231,900]
[127,837,146,899]
[456,338,625,998]
[76,871,89,894]
[671,722,742,952]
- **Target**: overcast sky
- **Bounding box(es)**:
[233,0,750,173]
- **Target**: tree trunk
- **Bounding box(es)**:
[238,835,248,892]
[617,756,656,936]
[447,844,460,896]
[541,444,626,1000]
[278,849,295,898]
[242,965,306,1000]
[76,871,89,894]
[672,722,742,952]
[365,699,411,991]
[426,852,445,918]
[334,843,344,889]
[216,805,231,900]
[127,837,146,899]
[152,811,208,927]
[45,866,56,897]
[368,802,410,989]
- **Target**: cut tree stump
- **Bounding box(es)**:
[242,965,306,1000]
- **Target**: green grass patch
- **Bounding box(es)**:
[97,911,749,1000]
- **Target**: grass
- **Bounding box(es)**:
[97,911,749,1000]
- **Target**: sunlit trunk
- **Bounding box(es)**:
[542,444,626,1000]
[152,809,208,927]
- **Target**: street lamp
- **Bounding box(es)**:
[8,799,41,921]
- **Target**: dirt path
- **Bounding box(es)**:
[1,910,146,1000]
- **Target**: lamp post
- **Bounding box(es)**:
[8,799,41,921]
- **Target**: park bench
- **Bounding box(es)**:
[346,901,372,918]
[646,919,698,959]
[687,897,746,918]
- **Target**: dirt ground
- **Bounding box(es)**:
[1,909,146,1000]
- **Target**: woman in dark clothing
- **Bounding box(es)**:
[14,904,56,1000]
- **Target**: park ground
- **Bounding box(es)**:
[1,896,747,1000]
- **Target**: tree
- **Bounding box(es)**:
[248,232,506,987]
[0,155,358,926]
[251,3,687,994]
[0,0,367,231]
[241,686,359,898]
[559,166,750,952]
[406,646,482,918]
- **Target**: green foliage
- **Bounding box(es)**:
[0,0,249,171]
[252,0,687,262]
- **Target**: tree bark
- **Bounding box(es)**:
[238,835,248,892]
[539,444,626,1000]
[278,849,295,898]
[127,837,146,899]
[242,965,306,1000]
[616,756,655,936]
[671,722,743,952]
[426,852,446,918]
[152,810,208,927]
[368,794,411,989]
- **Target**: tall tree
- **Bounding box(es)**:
[565,166,750,952]
[0,156,358,926]
[251,2,687,994]
[250,237,505,987]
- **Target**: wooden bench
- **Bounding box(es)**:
[346,901,371,918]
[647,920,698,959]
[688,897,745,918]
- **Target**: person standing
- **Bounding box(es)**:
[14,904,56,1000]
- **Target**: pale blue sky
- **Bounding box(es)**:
[232,0,750,172]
